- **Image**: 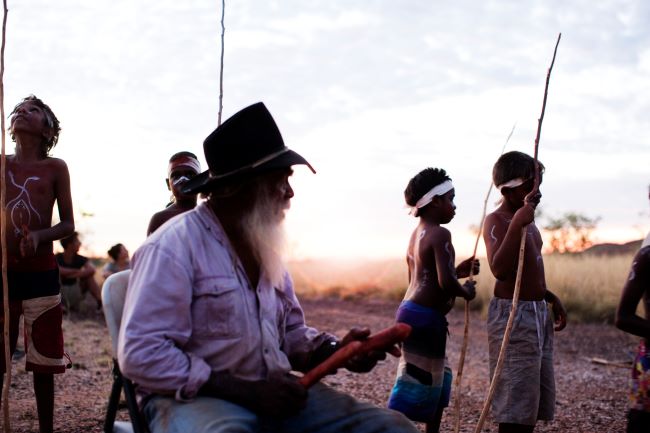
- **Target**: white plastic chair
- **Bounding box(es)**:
[102,270,148,433]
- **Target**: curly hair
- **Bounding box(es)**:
[10,95,61,157]
[404,168,452,216]
[492,151,545,190]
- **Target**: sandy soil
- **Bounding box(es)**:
[1,296,636,432]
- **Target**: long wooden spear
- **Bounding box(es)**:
[217,0,225,126]
[453,122,515,433]
[0,1,9,431]
[474,32,561,433]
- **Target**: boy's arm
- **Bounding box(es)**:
[615,247,650,339]
[431,228,475,300]
[543,289,567,331]
[483,206,535,280]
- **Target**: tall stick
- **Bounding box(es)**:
[453,123,515,433]
[474,33,561,433]
[0,1,10,431]
[217,0,225,126]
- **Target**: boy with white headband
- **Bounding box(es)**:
[482,151,566,433]
[388,167,479,433]
[147,151,201,235]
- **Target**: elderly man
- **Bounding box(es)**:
[118,102,418,433]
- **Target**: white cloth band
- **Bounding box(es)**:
[496,177,529,191]
[407,180,454,216]
[168,157,201,177]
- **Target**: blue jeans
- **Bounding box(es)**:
[143,382,418,433]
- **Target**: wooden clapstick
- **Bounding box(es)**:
[299,323,412,388]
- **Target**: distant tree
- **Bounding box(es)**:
[543,212,601,253]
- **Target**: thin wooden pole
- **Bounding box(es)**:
[0,1,10,431]
[217,0,225,126]
[453,123,515,433]
[474,33,561,433]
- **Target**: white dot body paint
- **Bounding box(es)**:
[444,241,454,273]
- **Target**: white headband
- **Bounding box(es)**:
[168,156,201,177]
[496,177,529,191]
[407,180,454,216]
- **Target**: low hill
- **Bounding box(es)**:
[581,239,642,256]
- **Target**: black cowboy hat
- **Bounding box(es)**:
[182,102,315,195]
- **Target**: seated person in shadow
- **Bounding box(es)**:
[56,232,102,312]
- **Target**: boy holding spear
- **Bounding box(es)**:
[482,151,566,432]
[1,95,74,433]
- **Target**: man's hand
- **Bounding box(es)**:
[202,372,307,418]
[551,298,567,331]
[456,257,480,278]
[339,327,399,373]
[249,374,307,417]
[461,280,477,301]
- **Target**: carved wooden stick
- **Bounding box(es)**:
[1,1,10,430]
[299,341,363,388]
[454,124,515,433]
[299,323,412,388]
[474,33,561,433]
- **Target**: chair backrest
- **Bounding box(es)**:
[102,270,132,358]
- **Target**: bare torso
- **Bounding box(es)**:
[485,210,546,301]
[3,155,63,258]
[403,223,456,313]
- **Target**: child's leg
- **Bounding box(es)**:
[80,275,102,308]
[498,423,534,433]
[33,372,54,433]
[424,405,444,433]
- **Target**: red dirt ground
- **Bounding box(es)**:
[1,296,635,432]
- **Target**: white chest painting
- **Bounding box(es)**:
[6,171,42,235]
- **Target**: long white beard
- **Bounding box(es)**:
[239,190,288,288]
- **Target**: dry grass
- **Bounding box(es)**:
[290,252,635,323]
[288,258,408,300]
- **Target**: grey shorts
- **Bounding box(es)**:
[487,297,555,425]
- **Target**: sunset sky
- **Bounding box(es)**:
[3,0,649,260]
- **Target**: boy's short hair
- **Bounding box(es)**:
[60,232,79,249]
[10,95,61,156]
[169,151,198,163]
[107,243,124,261]
[493,151,545,191]
[404,168,452,215]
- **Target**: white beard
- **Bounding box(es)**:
[239,187,288,288]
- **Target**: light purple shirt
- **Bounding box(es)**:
[118,202,330,401]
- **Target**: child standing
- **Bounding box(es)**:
[482,151,566,433]
[388,167,479,433]
[615,186,650,433]
[146,151,201,235]
[1,95,74,433]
